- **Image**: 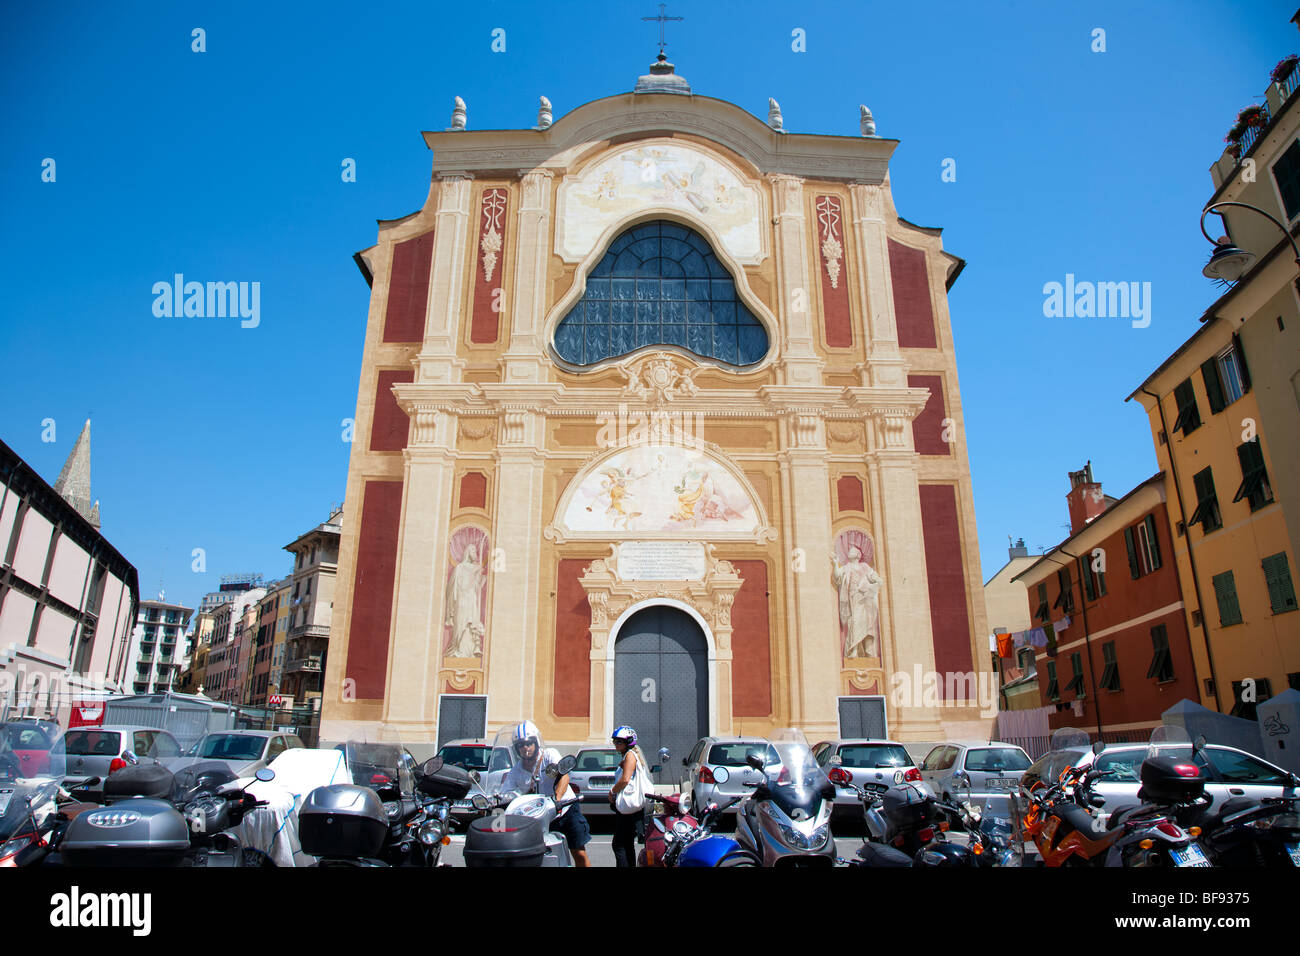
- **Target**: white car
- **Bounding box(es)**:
[1067,742,1294,825]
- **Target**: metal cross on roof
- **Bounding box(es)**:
[642,3,684,55]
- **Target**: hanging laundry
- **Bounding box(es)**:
[1053,616,1072,633]
[996,632,1014,658]
[1012,631,1028,648]
[1027,627,1049,648]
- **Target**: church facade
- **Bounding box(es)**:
[321,58,992,755]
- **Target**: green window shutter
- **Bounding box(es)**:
[1081,557,1096,601]
[1232,332,1252,392]
[1201,356,1226,414]
[1143,514,1162,570]
[1173,379,1202,434]
[1263,553,1298,614]
[1212,570,1243,626]
[1124,526,1140,579]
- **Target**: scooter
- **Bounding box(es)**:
[732,728,836,868]
[0,776,101,867]
[462,754,582,866]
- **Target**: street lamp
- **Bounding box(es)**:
[1200,200,1300,281]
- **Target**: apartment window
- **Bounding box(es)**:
[1262,552,1298,614]
[293,583,300,599]
[305,578,311,596]
[1099,642,1121,691]
[1233,440,1274,511]
[1034,582,1049,622]
[1172,379,1201,435]
[1045,661,1059,702]
[1065,652,1085,698]
[1054,567,1074,614]
[1273,137,1300,219]
[1212,570,1244,626]
[1189,467,1223,533]
[1124,515,1163,578]
[1081,555,1096,601]
[1146,624,1175,683]
[1016,647,1037,676]
[1230,678,1274,720]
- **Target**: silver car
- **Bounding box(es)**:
[919,742,1031,821]
[682,736,777,817]
[567,747,624,815]
[54,725,182,796]
[164,730,304,779]
[813,738,933,819]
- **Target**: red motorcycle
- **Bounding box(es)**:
[639,792,697,867]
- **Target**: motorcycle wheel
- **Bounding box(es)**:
[718,851,758,867]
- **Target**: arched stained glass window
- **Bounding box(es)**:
[553,220,769,367]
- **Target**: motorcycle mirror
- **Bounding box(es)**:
[1091,741,1105,756]
[554,754,577,776]
[471,794,491,811]
[120,749,139,765]
[745,754,765,771]
[1194,735,1207,754]
[1089,794,1106,808]
[713,766,731,784]
[255,768,275,783]
[421,757,445,776]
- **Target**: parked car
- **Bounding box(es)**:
[52,725,182,797]
[568,747,624,814]
[1065,741,1296,826]
[163,730,304,779]
[0,721,58,778]
[812,738,932,819]
[682,736,778,817]
[918,742,1032,821]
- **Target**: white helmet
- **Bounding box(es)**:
[513,720,541,756]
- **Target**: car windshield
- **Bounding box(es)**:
[837,744,911,769]
[437,745,494,772]
[965,748,1030,772]
[195,735,266,761]
[708,742,778,767]
[574,750,622,772]
[57,730,122,756]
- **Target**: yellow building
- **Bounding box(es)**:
[1128,33,1300,716]
[322,55,993,754]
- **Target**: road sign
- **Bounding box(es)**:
[268,695,283,708]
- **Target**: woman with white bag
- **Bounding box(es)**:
[607,725,651,867]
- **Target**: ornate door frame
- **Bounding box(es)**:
[579,544,743,742]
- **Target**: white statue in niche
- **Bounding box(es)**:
[445,538,487,658]
[831,545,883,659]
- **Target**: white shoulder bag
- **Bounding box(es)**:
[613,752,650,814]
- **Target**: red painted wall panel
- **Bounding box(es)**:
[346,480,404,699]
[889,239,938,349]
[553,559,593,717]
[731,560,772,717]
[459,472,487,510]
[470,189,508,344]
[908,374,950,456]
[814,195,853,348]
[369,369,414,452]
[836,475,865,513]
[919,484,974,696]
[383,232,434,343]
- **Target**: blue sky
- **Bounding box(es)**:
[1,1,1293,618]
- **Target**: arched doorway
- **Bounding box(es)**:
[613,605,708,785]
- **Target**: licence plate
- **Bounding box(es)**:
[1286,843,1300,866]
[589,776,615,787]
[1171,845,1212,868]
[987,778,1018,790]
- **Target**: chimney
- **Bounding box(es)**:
[1008,537,1029,560]
[1066,461,1108,534]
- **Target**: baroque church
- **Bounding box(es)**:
[320,52,992,757]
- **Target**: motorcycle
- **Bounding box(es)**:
[1101,727,1214,868]
[733,727,836,867]
[1018,729,1122,867]
[298,742,473,867]
[458,724,581,867]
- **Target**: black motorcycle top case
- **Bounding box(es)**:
[60,798,191,866]
[298,784,389,858]
[104,763,175,801]
[1139,756,1206,804]
[464,814,547,867]
[418,759,473,800]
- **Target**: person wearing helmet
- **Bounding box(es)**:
[607,725,651,867]
[501,720,591,867]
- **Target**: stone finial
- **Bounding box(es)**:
[537,96,553,129]
[767,97,784,132]
[450,96,467,130]
[859,104,877,137]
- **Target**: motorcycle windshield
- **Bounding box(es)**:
[343,741,416,797]
[0,781,57,841]
[764,729,831,818]
[487,723,557,798]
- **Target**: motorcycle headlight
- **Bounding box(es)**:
[776,823,811,848]
[811,824,831,847]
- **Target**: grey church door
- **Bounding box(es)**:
[613,605,708,786]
